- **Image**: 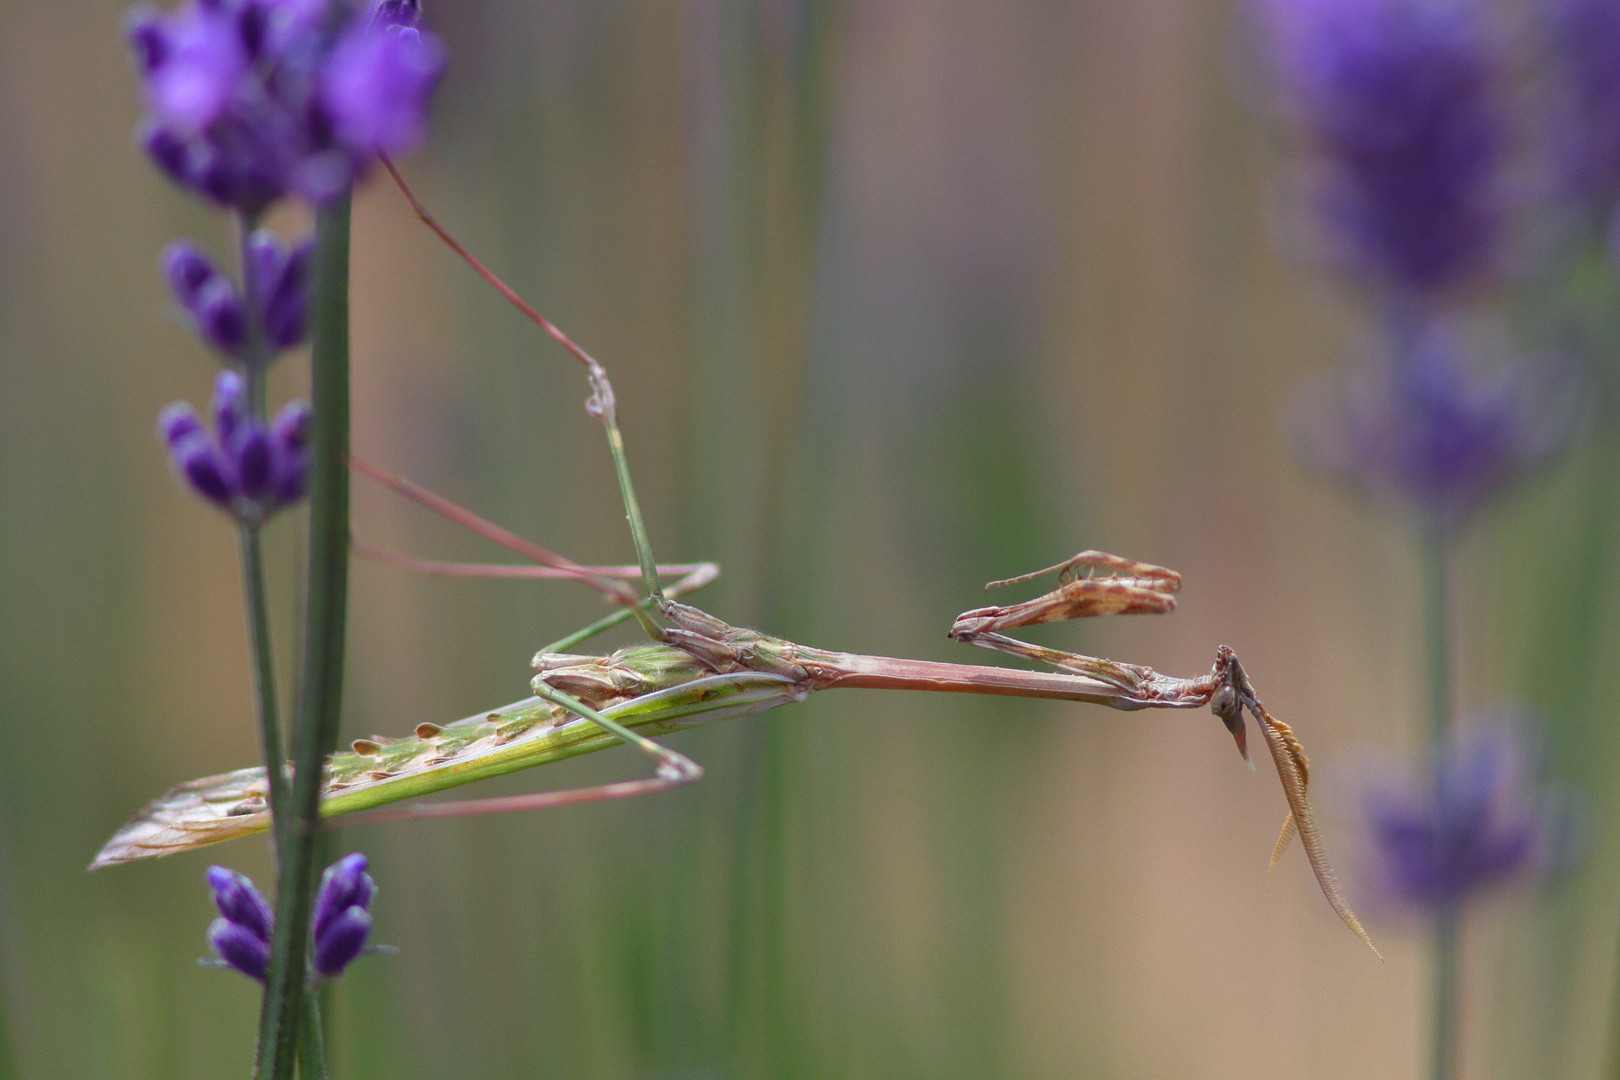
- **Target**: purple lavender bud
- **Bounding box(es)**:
[234,420,275,501]
[1258,0,1504,295]
[312,853,374,942]
[163,242,249,357]
[271,398,312,452]
[170,428,236,507]
[211,369,248,444]
[369,0,420,28]
[208,917,271,981]
[157,401,204,446]
[1294,321,1585,533]
[274,452,309,504]
[142,122,197,188]
[321,22,446,158]
[205,865,274,941]
[1544,0,1620,217]
[1363,725,1543,911]
[236,0,270,61]
[269,400,312,502]
[312,906,373,979]
[243,230,287,300]
[193,277,249,357]
[266,239,312,350]
[126,9,170,74]
[162,240,216,306]
[245,230,312,352]
[141,0,247,133]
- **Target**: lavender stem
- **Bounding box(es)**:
[1424,529,1459,1080]
[231,209,291,860]
[236,523,290,859]
[234,211,271,416]
[255,189,351,1080]
[299,993,329,1080]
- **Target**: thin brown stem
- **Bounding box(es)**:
[380,156,599,373]
[353,541,710,584]
[349,455,637,604]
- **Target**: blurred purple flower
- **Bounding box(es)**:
[1259,0,1505,295]
[137,0,247,132]
[322,22,445,158]
[368,0,420,29]
[1294,321,1584,532]
[311,853,375,979]
[127,0,444,212]
[1543,0,1620,219]
[1363,726,1548,911]
[159,369,310,524]
[203,855,379,984]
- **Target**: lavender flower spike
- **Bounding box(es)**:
[158,370,312,525]
[1363,725,1545,911]
[311,853,376,979]
[1259,0,1505,296]
[1294,321,1584,533]
[128,0,446,211]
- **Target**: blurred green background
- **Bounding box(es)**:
[2,1,1618,1077]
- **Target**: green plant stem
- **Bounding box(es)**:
[235,210,270,415]
[298,994,329,1080]
[255,190,351,1080]
[230,208,289,860]
[1423,529,1458,1080]
[1423,531,1452,744]
[238,523,291,857]
[1434,904,1461,1080]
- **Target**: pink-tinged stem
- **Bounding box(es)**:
[349,455,637,604]
[353,541,707,582]
[380,156,601,375]
[344,774,694,827]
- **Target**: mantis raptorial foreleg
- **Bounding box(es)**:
[950,556,1376,956]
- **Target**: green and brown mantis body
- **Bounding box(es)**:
[93,162,1378,958]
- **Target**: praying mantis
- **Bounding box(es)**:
[93,161,1378,958]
